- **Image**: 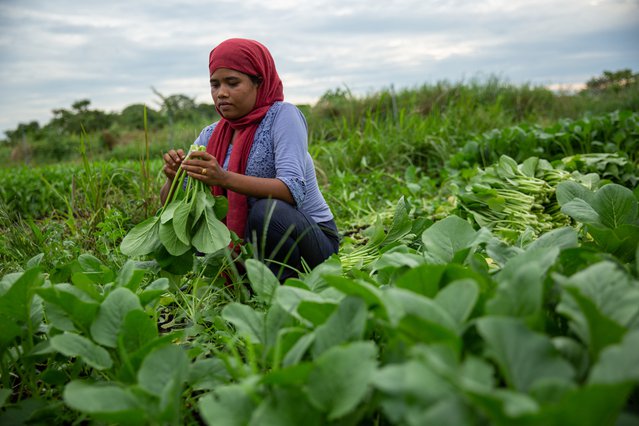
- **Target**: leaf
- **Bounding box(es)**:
[153,245,194,275]
[188,358,232,391]
[386,288,457,332]
[250,387,323,426]
[372,359,454,403]
[486,262,543,318]
[222,303,265,344]
[526,227,578,252]
[246,259,279,304]
[383,196,412,244]
[0,389,11,409]
[525,383,633,426]
[434,279,478,330]
[395,263,446,298]
[0,268,42,347]
[312,297,368,357]
[192,191,210,226]
[139,277,169,306]
[372,250,424,272]
[261,363,313,387]
[589,223,639,262]
[26,253,45,269]
[213,194,228,220]
[50,333,113,370]
[463,386,539,422]
[302,257,342,293]
[561,199,601,226]
[198,384,256,426]
[422,215,481,264]
[273,285,326,323]
[90,287,142,348]
[297,301,337,326]
[0,268,41,323]
[78,254,106,273]
[556,180,594,206]
[282,332,315,367]
[588,330,639,385]
[137,344,188,397]
[160,200,180,224]
[172,201,192,245]
[192,208,231,254]
[565,261,639,325]
[496,246,559,286]
[556,261,637,358]
[324,275,388,320]
[397,315,461,352]
[304,341,377,420]
[409,396,474,426]
[559,287,627,361]
[592,183,637,228]
[119,216,161,257]
[63,381,145,425]
[477,317,575,392]
[37,284,99,333]
[264,303,295,351]
[118,309,158,355]
[159,220,191,256]
[115,260,146,291]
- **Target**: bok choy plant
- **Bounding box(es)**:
[120,145,231,265]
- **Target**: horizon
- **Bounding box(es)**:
[1,0,638,135]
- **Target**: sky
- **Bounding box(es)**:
[0,0,638,135]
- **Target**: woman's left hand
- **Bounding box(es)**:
[181,151,229,187]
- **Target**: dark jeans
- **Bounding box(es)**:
[245,199,340,281]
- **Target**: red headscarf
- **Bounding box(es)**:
[206,38,284,238]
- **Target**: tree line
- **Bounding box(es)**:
[1,90,224,163]
[1,69,636,165]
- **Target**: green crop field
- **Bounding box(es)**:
[1,75,638,425]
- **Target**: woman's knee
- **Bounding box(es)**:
[246,199,289,236]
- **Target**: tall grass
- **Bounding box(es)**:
[308,76,639,178]
[1,76,637,270]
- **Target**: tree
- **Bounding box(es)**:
[585,69,637,92]
[151,87,207,124]
[4,121,40,145]
[118,104,164,130]
[47,99,114,134]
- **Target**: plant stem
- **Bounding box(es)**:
[163,167,186,210]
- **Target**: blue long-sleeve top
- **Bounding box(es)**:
[193,101,334,224]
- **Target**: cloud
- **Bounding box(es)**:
[0,0,638,134]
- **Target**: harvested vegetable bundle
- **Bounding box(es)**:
[454,155,571,242]
[120,145,231,262]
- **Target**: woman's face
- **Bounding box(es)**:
[210,68,259,120]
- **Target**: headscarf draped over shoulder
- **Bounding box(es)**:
[206,38,284,239]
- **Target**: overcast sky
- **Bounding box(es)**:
[0,0,638,135]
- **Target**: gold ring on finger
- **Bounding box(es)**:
[201,168,207,175]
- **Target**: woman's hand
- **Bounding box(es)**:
[180,151,294,204]
[182,151,229,187]
[163,149,185,180]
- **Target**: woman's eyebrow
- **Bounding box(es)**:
[210,76,240,83]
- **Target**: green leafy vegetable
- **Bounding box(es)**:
[119,144,231,269]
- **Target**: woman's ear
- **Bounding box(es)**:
[251,75,263,86]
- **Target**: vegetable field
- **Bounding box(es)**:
[1,79,638,425]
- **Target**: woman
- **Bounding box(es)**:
[161,38,339,281]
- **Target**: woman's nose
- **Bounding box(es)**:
[217,85,229,98]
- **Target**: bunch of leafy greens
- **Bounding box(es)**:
[454,155,574,242]
[120,145,231,269]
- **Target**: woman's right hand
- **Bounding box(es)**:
[163,149,185,180]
